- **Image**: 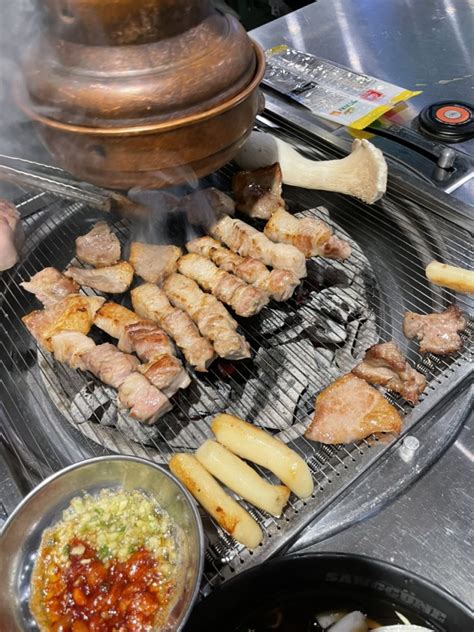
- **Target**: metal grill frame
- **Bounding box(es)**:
[0,120,472,595]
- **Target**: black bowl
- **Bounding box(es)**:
[186,553,471,632]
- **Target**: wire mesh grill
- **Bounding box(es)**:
[0,139,472,593]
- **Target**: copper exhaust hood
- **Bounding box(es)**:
[18,0,265,189]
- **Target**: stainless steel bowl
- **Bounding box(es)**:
[0,456,204,631]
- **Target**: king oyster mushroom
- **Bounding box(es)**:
[235,131,387,204]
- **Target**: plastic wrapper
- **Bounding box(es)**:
[264,45,421,129]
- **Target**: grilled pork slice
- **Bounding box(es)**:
[352,342,426,404]
[210,215,307,279]
[118,320,175,360]
[81,343,139,388]
[65,261,134,294]
[22,294,105,352]
[20,267,79,307]
[264,207,351,260]
[75,221,121,268]
[129,242,182,284]
[403,305,467,355]
[233,163,285,220]
[163,273,250,360]
[131,283,215,371]
[186,236,299,301]
[50,331,96,370]
[94,302,189,396]
[118,373,172,423]
[138,356,191,397]
[178,253,269,317]
[94,302,139,339]
[305,374,401,444]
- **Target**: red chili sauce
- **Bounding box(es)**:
[36,538,175,632]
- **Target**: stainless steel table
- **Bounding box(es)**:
[251,0,474,204]
[251,0,474,607]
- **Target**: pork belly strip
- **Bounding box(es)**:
[50,331,96,370]
[93,302,189,397]
[75,221,121,268]
[186,236,299,302]
[50,332,171,423]
[232,163,284,220]
[352,341,426,404]
[128,242,182,284]
[131,283,215,371]
[118,373,172,424]
[20,267,79,307]
[65,260,134,294]
[264,207,351,260]
[94,302,174,359]
[81,342,139,389]
[209,215,307,279]
[403,305,467,355]
[178,253,269,317]
[118,320,175,360]
[94,301,140,339]
[138,356,191,397]
[305,373,401,444]
[163,273,251,360]
[22,294,105,352]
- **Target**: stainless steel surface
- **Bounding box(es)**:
[288,384,474,607]
[257,94,474,222]
[251,0,474,199]
[304,416,474,609]
[0,455,205,632]
[0,120,472,595]
[249,5,474,605]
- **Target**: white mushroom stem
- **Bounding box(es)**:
[235,131,388,204]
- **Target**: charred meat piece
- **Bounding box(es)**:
[94,302,139,339]
[186,236,299,302]
[352,341,426,404]
[233,163,285,220]
[163,273,250,360]
[0,199,24,271]
[178,253,269,317]
[21,267,79,307]
[118,373,172,423]
[128,242,181,284]
[264,207,351,260]
[50,331,96,370]
[305,373,401,444]
[182,188,235,226]
[75,221,121,267]
[65,261,134,294]
[210,215,307,279]
[138,356,191,397]
[81,343,139,388]
[22,294,105,351]
[403,305,467,355]
[131,283,215,371]
[118,320,175,360]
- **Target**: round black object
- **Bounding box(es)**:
[186,553,472,632]
[418,101,474,142]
